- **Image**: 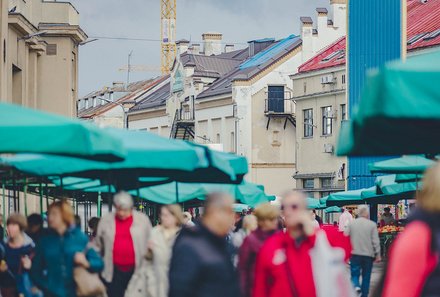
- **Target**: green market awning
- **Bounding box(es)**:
[368,155,436,174]
[375,175,420,195]
[307,198,322,209]
[337,49,440,156]
[326,187,374,207]
[0,129,248,189]
[0,102,125,161]
[324,206,342,214]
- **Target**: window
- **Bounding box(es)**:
[46,44,57,56]
[340,104,347,121]
[321,191,331,198]
[216,133,221,143]
[322,106,333,136]
[321,178,333,188]
[267,86,285,112]
[303,179,315,189]
[230,132,236,153]
[342,74,346,84]
[303,109,313,137]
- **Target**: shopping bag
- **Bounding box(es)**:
[309,231,356,297]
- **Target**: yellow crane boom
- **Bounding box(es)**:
[160,0,177,74]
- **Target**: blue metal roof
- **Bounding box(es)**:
[239,34,299,70]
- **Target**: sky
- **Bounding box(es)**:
[70,0,329,96]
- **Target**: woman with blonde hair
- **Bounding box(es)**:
[146,204,184,297]
[380,161,440,297]
[238,203,280,297]
[30,200,103,297]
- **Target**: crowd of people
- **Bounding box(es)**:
[2,163,440,297]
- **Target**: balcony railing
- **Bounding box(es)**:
[264,98,295,115]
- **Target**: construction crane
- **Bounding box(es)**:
[160,0,177,74]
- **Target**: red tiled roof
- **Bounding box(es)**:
[298,0,440,73]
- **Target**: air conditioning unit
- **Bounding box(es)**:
[324,144,334,153]
[321,74,336,84]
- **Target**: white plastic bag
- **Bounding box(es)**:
[310,231,356,297]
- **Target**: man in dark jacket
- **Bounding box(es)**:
[168,193,240,297]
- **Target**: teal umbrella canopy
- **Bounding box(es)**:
[368,155,436,174]
[307,198,321,209]
[324,206,342,213]
[0,102,125,161]
[326,188,374,207]
[0,129,248,189]
[375,175,420,195]
[337,50,440,156]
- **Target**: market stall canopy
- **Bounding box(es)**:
[324,206,342,213]
[326,187,374,207]
[368,155,436,174]
[337,49,440,156]
[0,102,125,161]
[375,175,419,195]
[0,129,248,189]
[307,198,322,209]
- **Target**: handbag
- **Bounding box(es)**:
[309,231,356,297]
[73,248,106,297]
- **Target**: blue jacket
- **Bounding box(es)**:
[168,223,240,297]
[30,227,104,297]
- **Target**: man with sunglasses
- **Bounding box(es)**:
[253,190,350,297]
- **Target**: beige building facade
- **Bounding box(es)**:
[0,0,86,116]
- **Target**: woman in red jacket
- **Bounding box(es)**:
[238,203,280,297]
[381,162,440,297]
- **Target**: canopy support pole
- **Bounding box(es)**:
[97,192,102,218]
[45,182,49,210]
[23,178,28,217]
[39,182,43,215]
[175,182,179,204]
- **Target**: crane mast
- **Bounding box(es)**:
[160,0,177,74]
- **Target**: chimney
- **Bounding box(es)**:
[316,8,328,34]
[224,44,235,53]
[247,38,275,57]
[191,43,201,54]
[176,39,190,55]
[300,16,314,62]
[330,0,347,30]
[202,32,223,56]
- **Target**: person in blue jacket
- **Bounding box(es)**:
[30,200,104,297]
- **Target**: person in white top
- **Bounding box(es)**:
[338,208,353,232]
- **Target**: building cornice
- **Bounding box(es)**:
[39,23,88,43]
[291,65,346,79]
[196,97,233,110]
[293,88,346,101]
[8,13,38,36]
[233,45,302,87]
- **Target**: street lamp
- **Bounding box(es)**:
[18,31,47,41]
[96,98,136,129]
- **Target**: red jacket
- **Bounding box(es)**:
[253,230,350,297]
[383,221,438,297]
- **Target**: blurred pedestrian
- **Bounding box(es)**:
[30,200,103,297]
[87,217,100,241]
[168,193,240,297]
[380,207,395,226]
[0,213,40,297]
[312,210,323,226]
[26,214,47,244]
[94,191,152,297]
[253,190,352,297]
[0,214,4,243]
[346,205,381,297]
[145,205,183,297]
[74,215,81,230]
[339,207,353,232]
[232,214,257,249]
[238,203,279,297]
[379,162,440,297]
[182,211,195,227]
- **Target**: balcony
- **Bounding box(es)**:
[264,96,296,130]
